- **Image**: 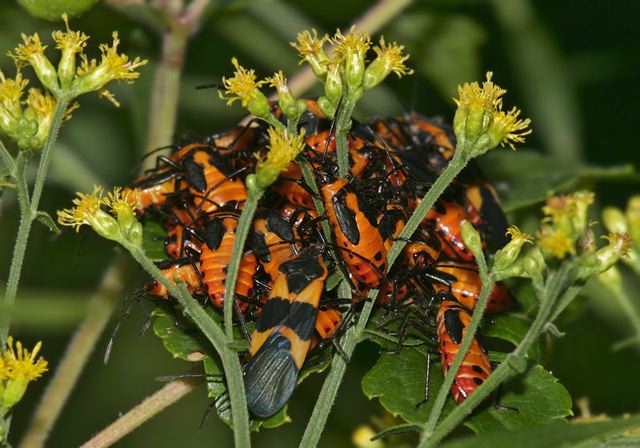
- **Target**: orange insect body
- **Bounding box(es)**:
[322,178,387,291]
[437,300,492,404]
[187,149,247,214]
[433,263,513,313]
[424,201,483,262]
[145,261,203,299]
[199,215,256,311]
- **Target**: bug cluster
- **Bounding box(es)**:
[125,99,514,418]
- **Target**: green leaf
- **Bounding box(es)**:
[371,423,421,441]
[152,306,215,362]
[478,150,635,212]
[143,220,168,261]
[35,210,61,233]
[441,414,640,448]
[466,363,572,433]
[484,314,540,360]
[362,347,454,425]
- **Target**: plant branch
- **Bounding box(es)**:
[1,99,68,345]
[0,138,15,173]
[422,242,493,434]
[79,378,202,448]
[126,245,251,447]
[19,256,130,448]
[335,96,357,179]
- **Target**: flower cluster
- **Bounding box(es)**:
[291,27,413,117]
[57,185,142,247]
[489,192,630,285]
[453,72,532,158]
[0,16,146,150]
[0,337,48,415]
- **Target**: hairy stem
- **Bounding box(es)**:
[79,378,202,448]
[223,187,263,342]
[126,245,251,447]
[335,96,357,179]
[0,139,15,173]
[19,257,130,448]
[1,98,68,345]
[423,246,493,434]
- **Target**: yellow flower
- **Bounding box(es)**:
[489,107,532,150]
[291,29,330,78]
[363,37,414,90]
[23,88,56,148]
[266,71,306,123]
[57,185,122,242]
[577,233,632,281]
[9,33,60,93]
[537,225,575,259]
[53,14,89,88]
[543,191,594,241]
[104,186,143,246]
[0,71,28,132]
[254,127,306,190]
[332,26,371,93]
[73,32,147,103]
[219,58,270,118]
[1,337,48,410]
[453,72,531,157]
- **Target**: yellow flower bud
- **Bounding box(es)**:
[625,196,640,245]
[57,185,124,242]
[577,233,632,281]
[460,220,483,258]
[9,33,60,94]
[104,187,143,246]
[323,57,343,106]
[493,226,533,273]
[0,337,48,411]
[363,37,413,90]
[219,58,270,119]
[291,29,330,79]
[255,127,306,191]
[332,27,370,98]
[453,72,531,158]
[267,71,306,123]
[52,14,89,89]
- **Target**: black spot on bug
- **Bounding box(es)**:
[203,218,225,250]
[472,365,484,374]
[182,157,207,192]
[473,378,484,386]
[443,307,465,344]
[332,189,360,245]
[279,254,325,294]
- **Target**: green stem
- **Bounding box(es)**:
[423,249,493,434]
[19,256,130,448]
[298,159,333,247]
[0,138,15,173]
[1,99,68,345]
[610,287,640,350]
[335,96,358,179]
[127,245,251,447]
[299,284,371,448]
[223,187,263,342]
[418,264,575,447]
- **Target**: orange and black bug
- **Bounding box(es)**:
[422,201,483,262]
[181,147,248,214]
[427,262,513,313]
[272,163,316,209]
[196,213,257,312]
[250,209,301,281]
[144,258,205,299]
[244,250,328,418]
[462,182,510,248]
[321,177,387,293]
[437,300,491,404]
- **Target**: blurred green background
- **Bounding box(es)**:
[1,0,639,446]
